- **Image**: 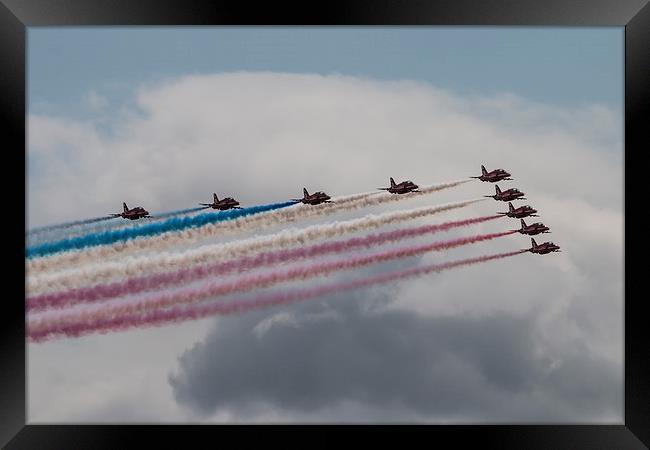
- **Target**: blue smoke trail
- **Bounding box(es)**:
[26,201,297,259]
[148,206,209,220]
[27,216,119,236]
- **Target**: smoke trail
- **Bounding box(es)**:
[28,248,526,342]
[142,206,209,220]
[28,215,504,311]
[27,215,125,248]
[26,201,297,258]
[27,208,206,238]
[27,216,119,236]
[64,206,211,239]
[33,206,211,246]
[27,180,468,273]
[27,199,485,294]
[32,231,515,324]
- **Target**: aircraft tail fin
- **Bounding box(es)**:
[509,202,514,212]
[390,177,396,187]
[123,202,128,213]
[531,238,537,248]
[213,193,219,203]
[521,219,527,228]
[495,185,501,195]
[481,165,487,176]
[303,188,309,198]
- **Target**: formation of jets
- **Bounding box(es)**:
[107,166,560,256]
[473,165,560,255]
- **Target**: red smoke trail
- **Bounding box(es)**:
[27,215,503,312]
[28,236,523,342]
[29,231,521,342]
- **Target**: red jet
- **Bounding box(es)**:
[292,188,332,205]
[515,219,550,236]
[526,238,561,254]
[485,185,526,202]
[498,202,538,218]
[110,202,151,220]
[199,193,241,210]
[378,177,419,194]
[470,165,513,183]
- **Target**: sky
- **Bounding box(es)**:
[28,27,623,121]
[26,27,623,423]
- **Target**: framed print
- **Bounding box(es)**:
[1,0,648,447]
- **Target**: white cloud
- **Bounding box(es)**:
[83,90,109,111]
[28,319,214,423]
[28,72,622,226]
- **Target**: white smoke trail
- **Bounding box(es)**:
[27,198,484,295]
[27,180,469,274]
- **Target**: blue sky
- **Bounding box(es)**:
[28,27,623,118]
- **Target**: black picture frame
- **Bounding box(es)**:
[2,0,648,447]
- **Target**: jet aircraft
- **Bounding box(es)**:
[199,193,241,210]
[515,219,550,236]
[110,202,151,220]
[526,238,561,254]
[378,177,419,194]
[498,202,539,218]
[470,165,513,183]
[485,185,526,202]
[292,188,332,205]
